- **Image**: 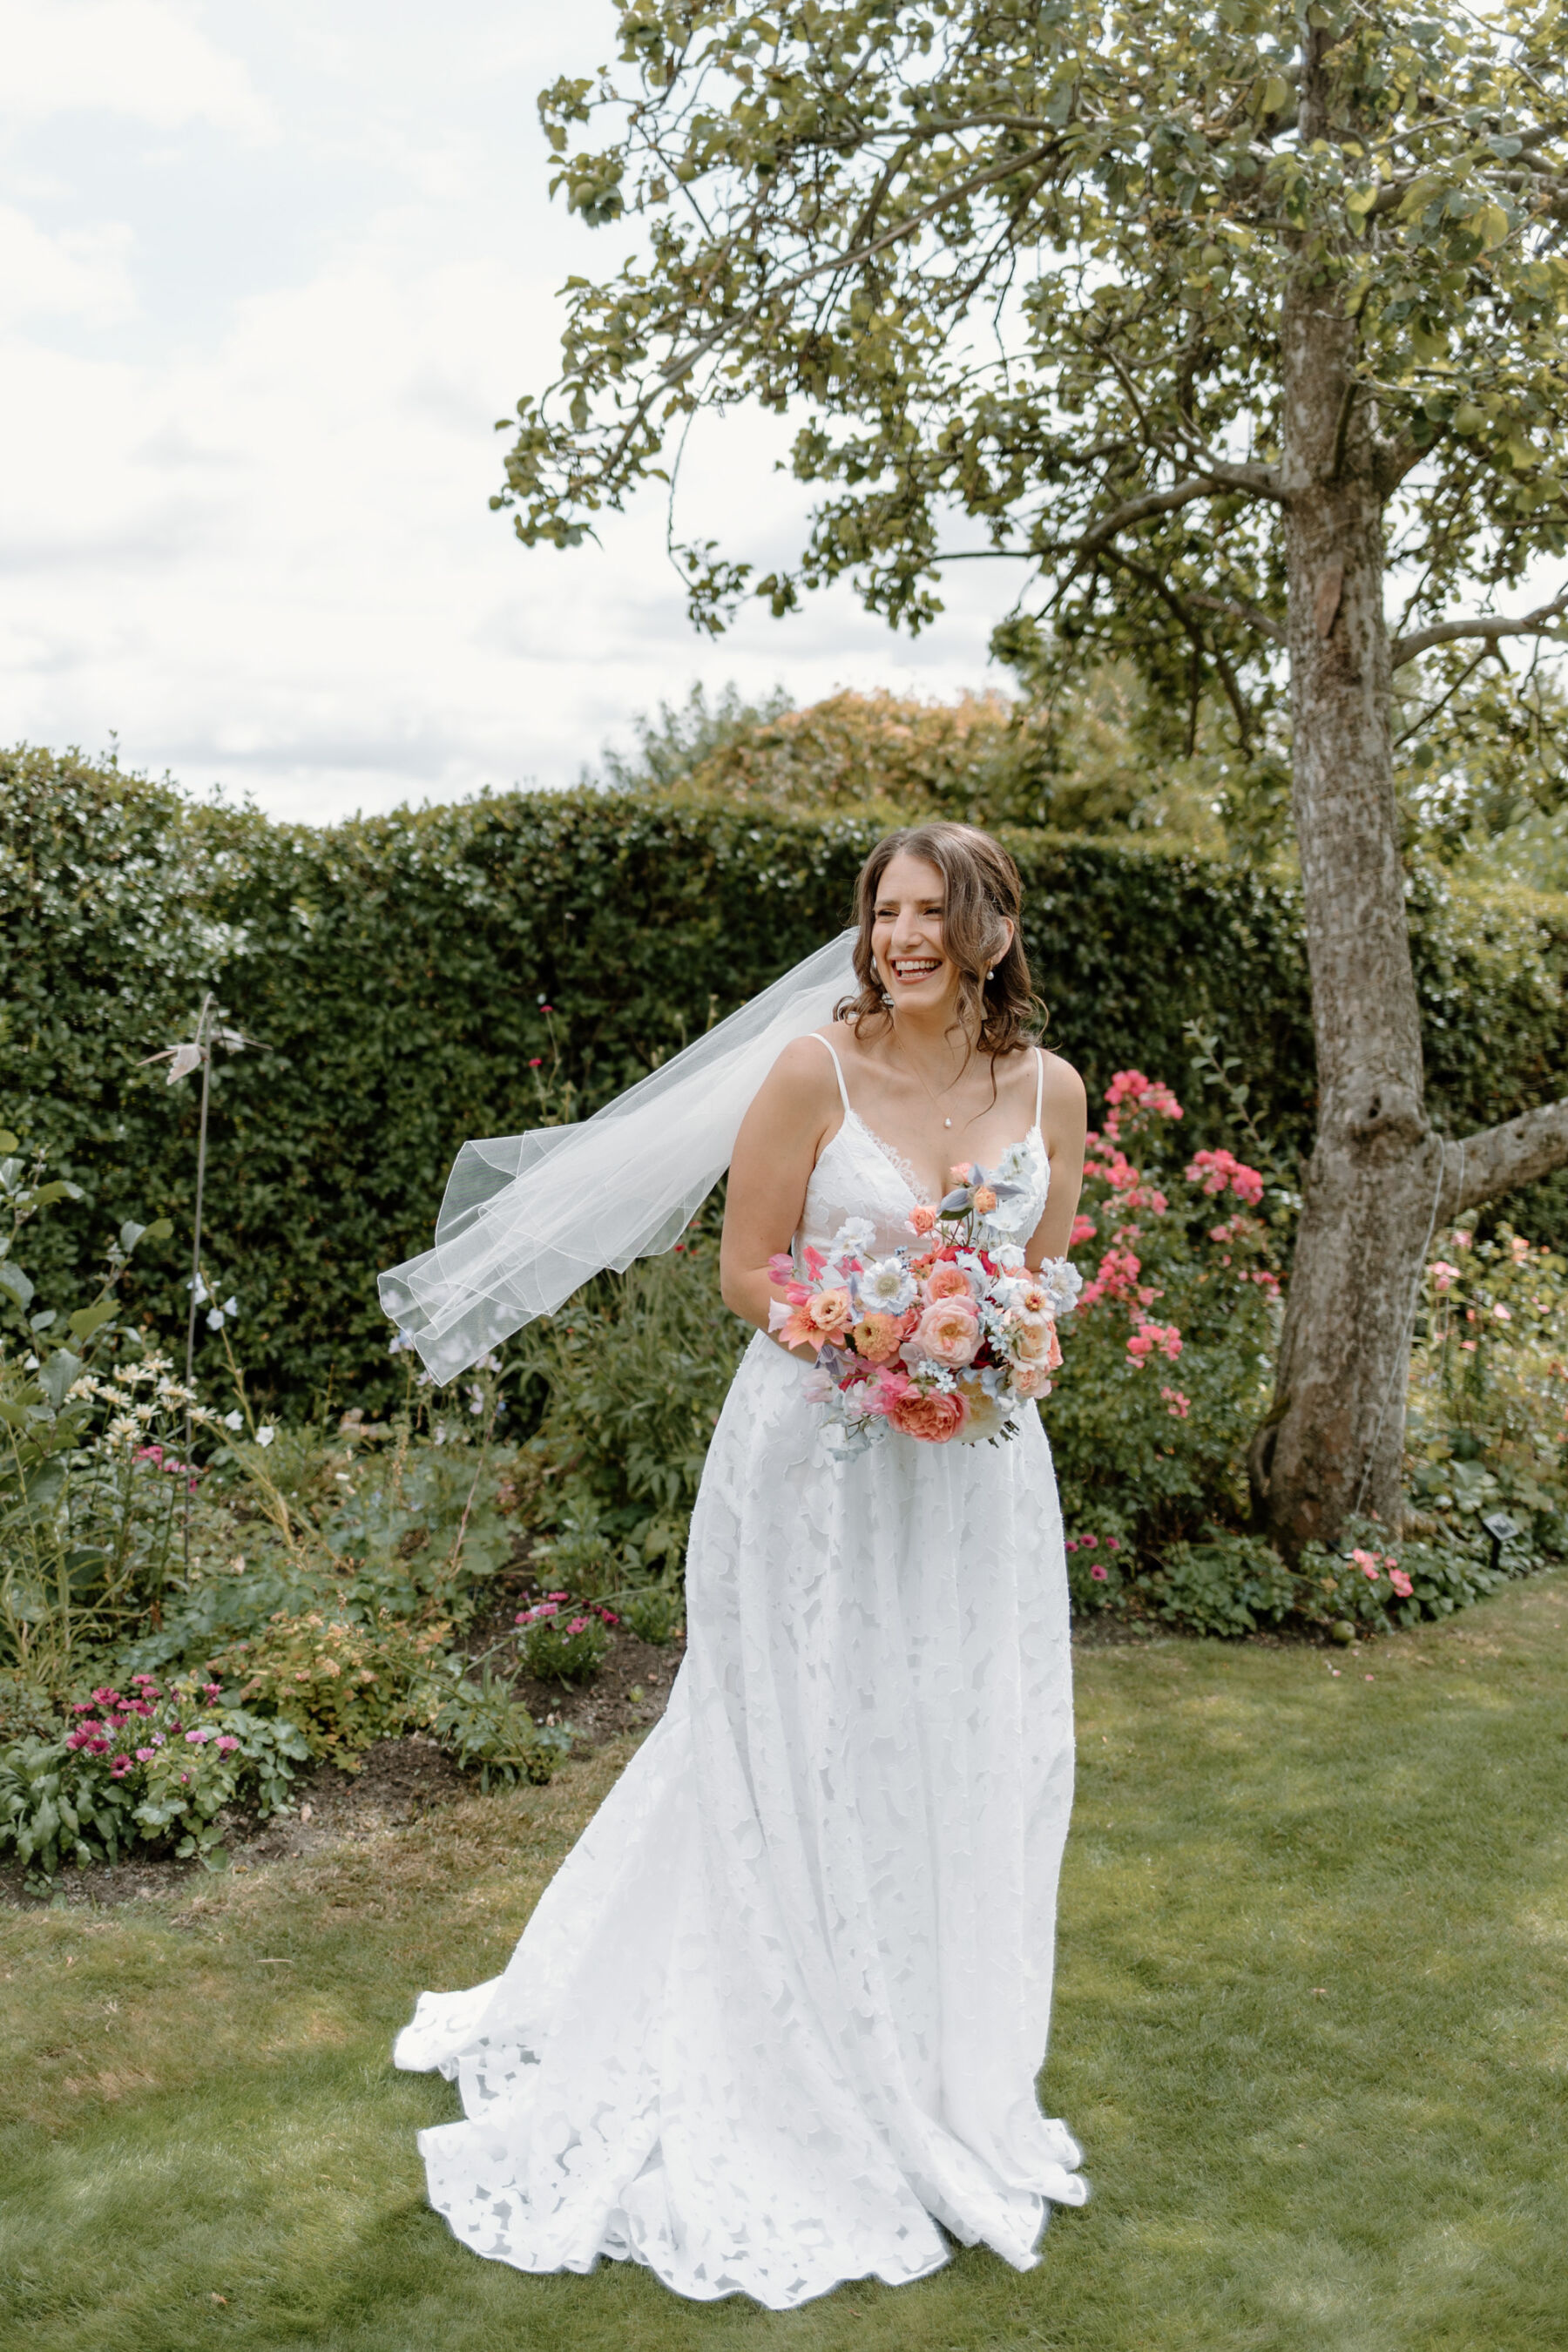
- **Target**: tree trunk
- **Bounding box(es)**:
[1253,248,1442,1555]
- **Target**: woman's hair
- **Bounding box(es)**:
[837,822,1044,1058]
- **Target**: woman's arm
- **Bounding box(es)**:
[1026,1053,1088,1267]
[720,1037,841,1347]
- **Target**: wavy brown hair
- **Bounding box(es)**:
[837,822,1044,1059]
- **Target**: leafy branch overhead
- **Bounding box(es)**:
[502,0,1568,720]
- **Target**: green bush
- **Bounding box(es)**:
[0,1670,309,1878]
[4,744,1565,1416]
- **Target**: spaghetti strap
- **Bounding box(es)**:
[1034,1047,1045,1130]
[809,1031,852,1116]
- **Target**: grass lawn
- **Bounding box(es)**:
[4,1578,1568,2352]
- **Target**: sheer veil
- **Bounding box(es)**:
[379,930,859,1383]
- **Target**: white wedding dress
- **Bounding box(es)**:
[394,1039,1085,2308]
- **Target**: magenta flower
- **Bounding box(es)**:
[567,1616,590,1634]
[216,1734,240,1753]
[136,1747,156,1762]
[111,1755,132,1778]
[1091,1563,1109,1583]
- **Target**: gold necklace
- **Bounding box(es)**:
[894,1028,966,1132]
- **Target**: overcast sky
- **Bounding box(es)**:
[0,0,1014,823]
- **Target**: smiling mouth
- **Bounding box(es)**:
[889,956,942,983]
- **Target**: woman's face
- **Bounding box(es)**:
[870,853,956,1013]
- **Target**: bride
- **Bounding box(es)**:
[382,821,1090,2310]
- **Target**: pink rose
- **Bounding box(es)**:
[914,1295,982,1366]
[888,1386,969,1443]
[926,1262,973,1302]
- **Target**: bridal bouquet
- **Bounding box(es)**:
[768,1159,1081,1454]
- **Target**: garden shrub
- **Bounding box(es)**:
[0,1671,309,1877]
[3,744,1565,1415]
[206,1607,452,1769]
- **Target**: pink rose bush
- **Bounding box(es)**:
[1045,1069,1288,1603]
[769,1166,1082,1454]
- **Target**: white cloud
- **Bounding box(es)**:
[0,3,1008,821]
[0,203,134,326]
[0,0,274,137]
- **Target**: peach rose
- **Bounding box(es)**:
[908,1205,937,1235]
[972,1186,997,1213]
[805,1287,855,1340]
[1011,1360,1054,1401]
[914,1295,982,1367]
[889,1386,969,1443]
[851,1312,904,1365]
[925,1261,973,1301]
[1010,1310,1058,1363]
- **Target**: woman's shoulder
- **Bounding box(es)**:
[763,1030,849,1104]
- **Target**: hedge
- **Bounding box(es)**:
[3,745,1565,1410]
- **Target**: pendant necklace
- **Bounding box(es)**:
[895,1029,961,1130]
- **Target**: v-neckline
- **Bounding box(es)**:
[841,1107,1044,1210]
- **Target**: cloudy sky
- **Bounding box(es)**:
[0,0,1010,823]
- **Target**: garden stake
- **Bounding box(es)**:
[182,994,214,1585]
[142,997,267,1588]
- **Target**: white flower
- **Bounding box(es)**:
[829,1216,876,1258]
[857,1255,916,1315]
[221,1409,244,1431]
[991,1243,1026,1274]
[255,1424,275,1448]
[1037,1258,1084,1317]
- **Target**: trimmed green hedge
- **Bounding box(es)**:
[3,745,1565,1409]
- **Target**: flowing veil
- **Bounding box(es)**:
[379,930,859,1383]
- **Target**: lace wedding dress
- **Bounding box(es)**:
[394,1039,1085,2308]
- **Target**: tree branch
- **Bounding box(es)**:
[1442,1100,1568,1220]
[1390,587,1568,667]
[1186,589,1288,645]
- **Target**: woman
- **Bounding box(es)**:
[387,822,1090,2309]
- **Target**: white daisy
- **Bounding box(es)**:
[856,1255,916,1315]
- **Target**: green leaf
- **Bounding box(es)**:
[0,1260,35,1311]
[1476,203,1511,253]
[37,1350,83,1409]
[67,1300,116,1342]
[30,1181,84,1207]
[0,1131,17,1153]
[144,1218,173,1240]
[119,1220,146,1252]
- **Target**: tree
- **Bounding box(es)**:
[497,0,1568,1552]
